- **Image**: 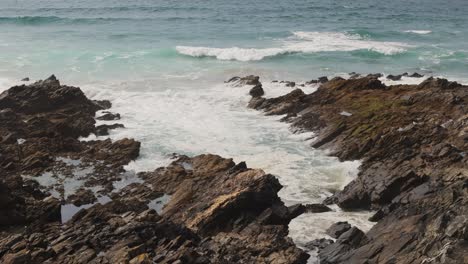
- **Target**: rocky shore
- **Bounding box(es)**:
[1,74,466,264]
[231,74,468,263]
[0,76,308,263]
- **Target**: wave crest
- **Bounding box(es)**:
[404,30,432,34]
[176,31,412,61]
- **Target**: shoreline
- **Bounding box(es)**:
[1,73,466,263]
[239,73,467,263]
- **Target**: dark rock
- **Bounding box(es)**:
[66,188,97,206]
[318,76,329,83]
[0,75,309,263]
[409,72,424,78]
[93,100,112,109]
[304,203,332,213]
[305,238,334,250]
[95,123,125,136]
[21,77,29,82]
[387,73,409,81]
[367,73,383,78]
[226,75,260,86]
[326,222,352,239]
[249,84,264,97]
[97,112,120,121]
[280,81,296,87]
[249,74,468,263]
[418,77,462,90]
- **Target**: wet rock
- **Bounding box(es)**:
[326,222,352,239]
[250,74,468,263]
[305,238,334,250]
[322,76,387,91]
[280,81,296,87]
[248,88,306,115]
[418,77,462,90]
[306,76,328,85]
[97,111,121,121]
[349,72,361,79]
[318,227,367,263]
[409,72,424,78]
[0,76,308,263]
[366,73,383,78]
[249,84,264,97]
[21,77,29,82]
[66,188,97,206]
[226,75,260,86]
[95,123,125,136]
[387,72,409,81]
[304,203,332,213]
[318,76,329,83]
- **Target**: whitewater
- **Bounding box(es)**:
[1,0,468,262]
[176,31,412,61]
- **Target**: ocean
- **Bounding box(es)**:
[1,0,467,261]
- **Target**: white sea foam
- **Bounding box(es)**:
[176,46,285,62]
[176,31,411,61]
[79,77,364,205]
[404,30,432,34]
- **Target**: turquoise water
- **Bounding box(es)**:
[1,0,468,82]
[1,1,466,260]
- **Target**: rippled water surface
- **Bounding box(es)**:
[1,0,467,262]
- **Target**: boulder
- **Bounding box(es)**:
[249,84,264,97]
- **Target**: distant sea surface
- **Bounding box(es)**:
[1,1,467,261]
[1,0,468,82]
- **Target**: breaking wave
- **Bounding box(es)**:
[176,31,412,61]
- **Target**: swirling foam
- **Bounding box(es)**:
[176,31,411,61]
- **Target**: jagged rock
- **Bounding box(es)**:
[305,76,328,85]
[366,73,383,78]
[97,111,120,121]
[304,203,332,213]
[226,75,260,86]
[251,75,468,263]
[409,72,424,78]
[318,76,329,83]
[249,84,264,97]
[326,222,352,239]
[418,77,462,90]
[0,77,308,264]
[248,88,306,115]
[280,81,296,87]
[95,123,125,136]
[305,238,334,250]
[387,72,410,81]
[66,188,97,206]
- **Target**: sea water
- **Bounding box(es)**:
[1,0,467,261]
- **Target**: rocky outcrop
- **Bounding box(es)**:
[247,75,468,263]
[226,75,261,86]
[0,76,308,263]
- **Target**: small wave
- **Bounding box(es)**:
[177,31,412,61]
[404,30,432,34]
[176,46,286,62]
